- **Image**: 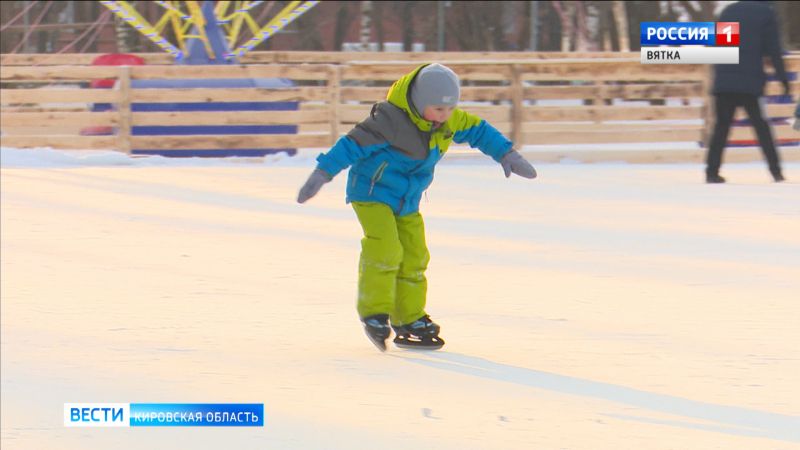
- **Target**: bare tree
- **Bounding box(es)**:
[777,1,800,50]
[359,1,372,51]
[401,2,413,51]
[373,1,385,51]
[0,2,21,53]
[114,15,132,53]
[611,0,629,51]
[622,1,665,51]
[661,1,680,21]
[517,1,532,51]
[446,2,506,51]
[551,1,573,51]
[574,1,591,51]
[333,2,355,51]
[552,1,594,51]
[594,1,614,51]
[536,2,562,51]
[296,8,323,50]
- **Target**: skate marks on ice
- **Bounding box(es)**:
[395,352,800,443]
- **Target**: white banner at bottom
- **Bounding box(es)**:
[640,47,739,64]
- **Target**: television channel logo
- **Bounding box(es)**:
[65,403,264,427]
[640,22,739,64]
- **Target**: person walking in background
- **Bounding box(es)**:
[296,63,536,351]
[706,0,791,183]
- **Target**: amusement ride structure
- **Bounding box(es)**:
[98,1,318,63]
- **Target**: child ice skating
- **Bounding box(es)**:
[297,63,537,351]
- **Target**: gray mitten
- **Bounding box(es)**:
[500,150,537,179]
[297,168,332,203]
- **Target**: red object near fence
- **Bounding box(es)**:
[81,54,145,136]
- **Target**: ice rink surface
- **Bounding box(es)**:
[2,147,799,449]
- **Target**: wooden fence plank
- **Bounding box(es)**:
[730,125,799,141]
[130,134,331,149]
[525,83,704,100]
[1,106,90,113]
[519,61,707,81]
[524,106,703,121]
[0,135,118,149]
[0,89,120,104]
[336,105,374,123]
[0,65,120,81]
[340,87,390,102]
[456,106,511,124]
[461,86,513,102]
[0,54,106,66]
[131,110,330,126]
[764,80,800,96]
[249,51,645,64]
[2,126,90,135]
[522,123,703,132]
[343,64,514,81]
[523,128,703,144]
[339,59,706,81]
[734,103,799,119]
[128,64,333,81]
[0,111,117,127]
[129,87,329,102]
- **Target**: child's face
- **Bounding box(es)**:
[422,105,455,127]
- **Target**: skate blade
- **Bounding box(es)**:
[393,336,445,350]
[364,331,388,352]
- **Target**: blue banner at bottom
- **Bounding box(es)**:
[129,403,264,427]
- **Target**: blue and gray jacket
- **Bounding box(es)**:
[315,64,513,216]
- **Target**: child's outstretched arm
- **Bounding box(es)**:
[296,136,385,203]
[297,106,394,203]
[451,109,536,179]
[297,120,388,203]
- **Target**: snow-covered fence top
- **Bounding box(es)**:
[1,54,798,155]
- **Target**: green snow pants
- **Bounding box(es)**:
[351,201,430,326]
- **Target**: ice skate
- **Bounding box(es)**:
[362,314,391,351]
[393,315,445,350]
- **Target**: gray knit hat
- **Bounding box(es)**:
[410,63,460,115]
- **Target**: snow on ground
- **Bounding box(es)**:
[1,146,799,449]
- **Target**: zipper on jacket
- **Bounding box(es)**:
[368,161,389,196]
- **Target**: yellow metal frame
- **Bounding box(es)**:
[153,1,190,54]
[100,0,318,61]
[99,1,183,58]
[229,1,319,59]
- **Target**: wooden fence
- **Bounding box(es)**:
[1,52,798,157]
[0,51,648,66]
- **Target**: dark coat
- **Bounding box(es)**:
[713,1,788,96]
